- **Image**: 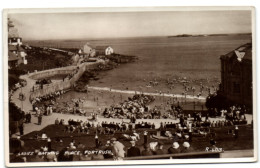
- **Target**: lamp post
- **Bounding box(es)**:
[234,126,239,139]
[144,131,148,144]
[95,133,99,148]
[47,138,52,152]
[189,129,192,142]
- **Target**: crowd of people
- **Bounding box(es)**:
[31,89,66,104]
[55,118,131,135]
[52,104,248,140]
[10,129,221,163]
[143,76,219,98]
[220,105,248,124]
[103,94,155,119]
[10,101,248,163]
[30,89,67,113]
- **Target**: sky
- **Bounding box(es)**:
[8,10,252,40]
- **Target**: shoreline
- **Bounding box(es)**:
[87,86,206,101]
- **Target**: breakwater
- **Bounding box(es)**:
[29,60,107,101]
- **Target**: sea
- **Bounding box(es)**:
[26,35,252,97]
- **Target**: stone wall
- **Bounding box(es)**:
[29,67,75,80]
[29,60,105,100]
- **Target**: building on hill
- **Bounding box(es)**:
[82,43,96,57]
[219,43,252,108]
[95,46,114,56]
[8,45,27,69]
[8,51,20,68]
[8,37,23,46]
[8,18,27,69]
[8,45,18,54]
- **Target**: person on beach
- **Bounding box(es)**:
[38,114,42,125]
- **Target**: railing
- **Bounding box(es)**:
[123,151,222,160]
[28,67,75,80]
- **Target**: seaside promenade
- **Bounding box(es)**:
[9,61,253,136]
[14,112,253,135]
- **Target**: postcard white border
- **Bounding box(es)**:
[2,6,257,167]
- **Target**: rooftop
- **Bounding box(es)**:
[8,45,26,52]
[8,45,17,51]
[83,43,95,49]
[221,43,252,61]
[95,46,110,50]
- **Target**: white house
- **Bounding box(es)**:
[18,46,27,65]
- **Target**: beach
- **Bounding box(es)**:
[28,35,252,115]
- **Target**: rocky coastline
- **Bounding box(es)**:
[74,54,138,92]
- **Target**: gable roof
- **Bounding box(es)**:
[8,45,17,51]
[220,43,252,61]
[95,46,110,50]
[239,43,252,60]
[83,43,95,49]
[8,45,26,52]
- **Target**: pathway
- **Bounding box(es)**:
[10,74,35,113]
[16,112,253,135]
